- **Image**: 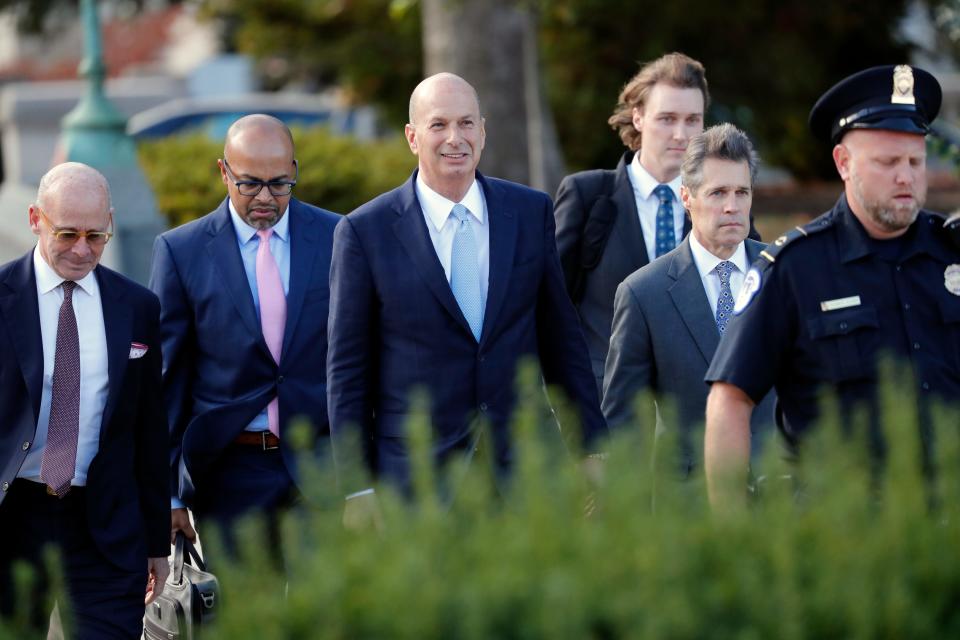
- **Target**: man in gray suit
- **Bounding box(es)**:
[602,124,775,475]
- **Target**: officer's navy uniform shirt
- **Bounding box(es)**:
[706,195,960,444]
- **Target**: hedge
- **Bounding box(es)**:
[3,364,958,639]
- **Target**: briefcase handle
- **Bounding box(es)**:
[171,531,208,585]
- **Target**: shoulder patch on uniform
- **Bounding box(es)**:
[755,214,833,271]
[733,267,762,314]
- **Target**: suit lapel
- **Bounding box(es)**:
[478,174,517,345]
[0,252,44,423]
[205,201,273,360]
[610,154,650,269]
[392,174,474,337]
[667,240,719,365]
[97,267,131,436]
[281,200,321,358]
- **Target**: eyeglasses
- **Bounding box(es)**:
[37,207,113,246]
[222,159,298,197]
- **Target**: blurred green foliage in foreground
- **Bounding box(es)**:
[137,127,415,229]
[3,362,959,638]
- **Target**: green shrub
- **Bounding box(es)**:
[137,128,415,229]
[3,365,958,639]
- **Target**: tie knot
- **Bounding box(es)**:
[716,261,733,281]
[451,203,470,223]
[61,281,77,298]
[654,184,672,204]
[257,228,274,242]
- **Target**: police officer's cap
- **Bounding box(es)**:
[809,65,942,143]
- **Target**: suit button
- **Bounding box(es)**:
[839,322,848,331]
[479,402,488,412]
[277,375,285,384]
[478,355,485,362]
[21,441,30,451]
[1,482,8,492]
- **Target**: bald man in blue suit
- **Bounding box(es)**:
[327,74,606,523]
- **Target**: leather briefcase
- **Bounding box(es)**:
[143,532,219,639]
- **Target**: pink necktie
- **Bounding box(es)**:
[256,229,286,437]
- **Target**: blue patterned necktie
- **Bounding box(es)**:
[653,184,677,258]
[450,204,484,341]
[715,261,735,334]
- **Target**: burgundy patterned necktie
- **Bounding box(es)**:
[40,280,81,497]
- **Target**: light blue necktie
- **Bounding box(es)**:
[715,261,735,334]
[450,204,484,341]
[653,184,677,258]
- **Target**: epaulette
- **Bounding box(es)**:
[733,211,834,315]
[754,210,835,272]
[944,211,960,252]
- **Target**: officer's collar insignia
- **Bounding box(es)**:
[891,65,916,105]
[734,267,762,314]
[945,264,960,296]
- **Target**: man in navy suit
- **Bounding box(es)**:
[327,73,606,523]
[0,162,169,638]
[150,115,339,553]
[602,124,775,477]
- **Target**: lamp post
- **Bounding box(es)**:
[61,0,166,283]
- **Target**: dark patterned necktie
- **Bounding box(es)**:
[715,261,735,334]
[40,281,81,497]
[653,184,676,257]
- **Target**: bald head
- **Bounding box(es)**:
[223,114,295,161]
[37,161,111,213]
[31,162,113,280]
[408,73,482,124]
[219,114,298,230]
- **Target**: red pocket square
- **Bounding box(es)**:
[129,342,149,359]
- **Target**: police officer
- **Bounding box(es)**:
[702,65,960,507]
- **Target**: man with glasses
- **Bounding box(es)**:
[0,162,169,638]
[149,114,340,558]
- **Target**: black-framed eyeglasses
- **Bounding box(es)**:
[37,207,113,246]
[222,159,298,197]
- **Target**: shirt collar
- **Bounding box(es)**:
[416,174,485,231]
[32,245,99,297]
[228,200,291,245]
[628,152,682,201]
[688,232,748,278]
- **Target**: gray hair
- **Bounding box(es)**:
[681,123,759,195]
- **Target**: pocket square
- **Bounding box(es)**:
[129,342,149,359]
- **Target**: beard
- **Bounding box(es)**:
[850,170,923,233]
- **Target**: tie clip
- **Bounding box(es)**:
[820,295,861,312]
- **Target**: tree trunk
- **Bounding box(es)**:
[420,0,565,195]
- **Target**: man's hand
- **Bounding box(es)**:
[704,382,755,511]
[145,556,170,605]
[171,507,197,543]
[342,491,384,532]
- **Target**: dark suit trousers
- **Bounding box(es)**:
[191,444,297,569]
[0,480,145,639]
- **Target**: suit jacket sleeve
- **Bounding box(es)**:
[326,216,376,490]
[536,195,608,448]
[135,292,172,558]
[553,174,587,298]
[602,279,657,431]
[149,235,196,502]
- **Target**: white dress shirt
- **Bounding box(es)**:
[627,154,686,261]
[20,247,109,486]
[415,175,490,303]
[688,233,748,318]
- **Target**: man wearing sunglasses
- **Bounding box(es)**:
[149,114,340,560]
[0,162,169,637]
